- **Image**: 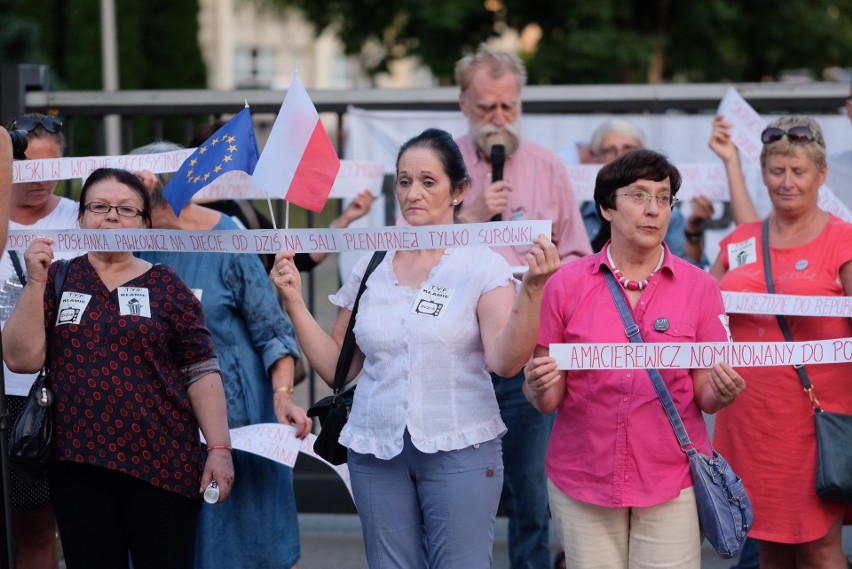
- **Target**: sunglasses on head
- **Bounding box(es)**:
[760,126,814,145]
[12,115,63,134]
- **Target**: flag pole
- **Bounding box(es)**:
[266,197,278,230]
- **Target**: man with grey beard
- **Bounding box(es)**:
[453,46,591,569]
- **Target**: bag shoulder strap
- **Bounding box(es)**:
[9,250,27,285]
[44,259,71,365]
[760,220,816,397]
[332,250,387,394]
[603,268,697,456]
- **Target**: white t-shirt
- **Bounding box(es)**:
[330,247,516,459]
[2,197,79,396]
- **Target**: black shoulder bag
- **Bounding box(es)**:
[307,250,386,465]
[603,268,753,558]
[9,257,71,482]
[761,219,852,501]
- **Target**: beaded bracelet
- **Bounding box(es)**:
[207,445,232,452]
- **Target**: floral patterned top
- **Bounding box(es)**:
[45,256,219,497]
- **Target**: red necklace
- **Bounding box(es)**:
[606,244,664,291]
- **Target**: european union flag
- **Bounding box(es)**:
[163,107,259,216]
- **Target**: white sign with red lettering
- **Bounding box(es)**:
[722,291,852,318]
[7,220,550,254]
[550,338,852,370]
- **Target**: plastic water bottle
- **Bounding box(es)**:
[203,480,220,504]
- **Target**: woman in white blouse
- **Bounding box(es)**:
[272,128,559,568]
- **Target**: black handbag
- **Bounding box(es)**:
[604,268,753,559]
[8,258,70,482]
[761,220,852,502]
[307,250,386,465]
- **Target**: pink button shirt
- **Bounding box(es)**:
[538,246,729,507]
[456,135,591,266]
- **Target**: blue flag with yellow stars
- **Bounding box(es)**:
[163,107,259,216]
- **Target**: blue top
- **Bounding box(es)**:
[139,214,302,567]
[140,215,299,427]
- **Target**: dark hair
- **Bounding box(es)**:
[79,168,153,228]
[396,128,470,215]
[593,149,681,225]
[188,120,226,148]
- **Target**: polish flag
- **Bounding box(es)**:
[252,75,341,212]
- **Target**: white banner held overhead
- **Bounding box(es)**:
[7,220,551,254]
[716,87,852,223]
[550,338,852,370]
[566,163,732,202]
[722,291,852,318]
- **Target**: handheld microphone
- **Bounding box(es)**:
[490,144,505,222]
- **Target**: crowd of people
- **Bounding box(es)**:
[0,47,850,569]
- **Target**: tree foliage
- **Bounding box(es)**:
[1,0,208,151]
[257,0,852,84]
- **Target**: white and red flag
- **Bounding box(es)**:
[252,75,341,212]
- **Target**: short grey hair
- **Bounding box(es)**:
[759,115,826,172]
[454,44,527,93]
[589,119,646,156]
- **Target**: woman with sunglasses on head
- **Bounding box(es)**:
[3,168,234,569]
[710,116,852,569]
[524,149,746,569]
[1,113,77,569]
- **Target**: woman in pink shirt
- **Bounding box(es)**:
[525,149,746,569]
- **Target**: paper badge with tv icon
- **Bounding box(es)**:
[411,283,454,319]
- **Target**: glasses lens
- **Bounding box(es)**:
[760,128,784,144]
[117,206,140,218]
[13,116,37,131]
[786,126,814,143]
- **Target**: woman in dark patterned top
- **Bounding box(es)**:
[3,168,234,569]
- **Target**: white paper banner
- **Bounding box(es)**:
[567,163,731,202]
[200,424,354,503]
[551,338,852,370]
[11,151,385,203]
[11,150,195,183]
[722,291,852,317]
[717,87,852,222]
[7,220,550,254]
[191,161,385,202]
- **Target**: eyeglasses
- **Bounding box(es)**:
[615,190,678,209]
[84,202,143,218]
[760,126,814,144]
[11,115,63,134]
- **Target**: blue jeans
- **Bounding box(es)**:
[348,430,504,569]
[492,371,554,569]
[729,537,759,569]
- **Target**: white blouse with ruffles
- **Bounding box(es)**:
[330,247,515,460]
